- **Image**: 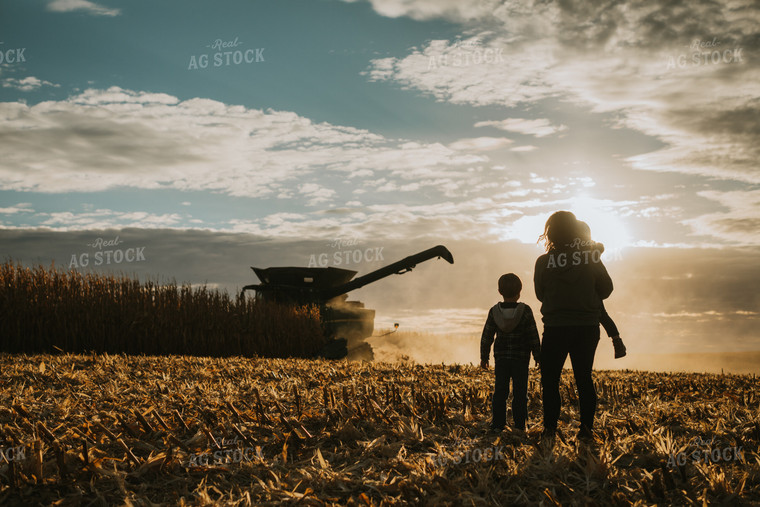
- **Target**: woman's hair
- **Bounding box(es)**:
[538,211,578,252]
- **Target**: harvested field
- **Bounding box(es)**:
[0,353,758,505]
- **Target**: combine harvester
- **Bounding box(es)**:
[242,245,454,360]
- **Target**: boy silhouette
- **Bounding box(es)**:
[480,273,541,432]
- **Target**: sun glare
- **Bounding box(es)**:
[568,198,632,252]
[506,214,549,247]
[500,197,632,253]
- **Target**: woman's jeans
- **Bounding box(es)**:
[540,325,599,430]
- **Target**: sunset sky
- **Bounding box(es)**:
[1,0,758,362]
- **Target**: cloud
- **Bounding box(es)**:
[683,189,760,246]
[0,203,34,214]
[0,163,663,249]
[474,118,567,137]
[36,209,184,231]
[298,183,337,206]
[448,136,512,151]
[0,87,488,200]
[226,200,495,241]
[360,0,760,184]
[2,77,61,92]
[362,36,547,108]
[343,0,504,23]
[47,0,121,16]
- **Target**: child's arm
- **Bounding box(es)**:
[480,309,496,369]
[524,306,541,367]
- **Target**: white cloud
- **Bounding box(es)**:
[2,77,60,92]
[683,189,760,246]
[38,209,183,230]
[448,136,512,151]
[349,0,501,22]
[47,0,120,16]
[474,118,567,137]
[0,87,485,199]
[299,183,337,206]
[363,36,551,108]
[224,198,520,241]
[0,203,34,214]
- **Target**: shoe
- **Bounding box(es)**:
[539,427,556,448]
[612,336,627,359]
[577,425,594,442]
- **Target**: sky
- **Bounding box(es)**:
[1,0,758,362]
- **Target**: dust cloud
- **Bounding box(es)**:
[367,329,760,374]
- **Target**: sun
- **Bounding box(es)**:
[568,197,632,252]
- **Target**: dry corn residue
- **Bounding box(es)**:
[0,354,758,505]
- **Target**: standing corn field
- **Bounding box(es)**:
[0,262,326,358]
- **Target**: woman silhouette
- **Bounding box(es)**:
[533,211,613,441]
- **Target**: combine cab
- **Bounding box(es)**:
[242,245,454,360]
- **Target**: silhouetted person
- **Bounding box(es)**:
[534,211,613,442]
[576,221,626,359]
[480,273,541,432]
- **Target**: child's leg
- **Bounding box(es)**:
[510,359,529,430]
[492,357,509,429]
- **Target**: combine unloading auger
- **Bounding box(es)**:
[241,245,454,360]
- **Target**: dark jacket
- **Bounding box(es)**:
[534,244,613,327]
[480,302,541,363]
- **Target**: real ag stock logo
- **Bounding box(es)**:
[0,42,26,64]
[307,237,385,268]
[186,436,263,467]
[427,39,504,70]
[69,235,147,268]
[666,37,744,70]
[188,36,265,70]
[0,444,25,463]
[666,436,744,468]
[431,438,505,468]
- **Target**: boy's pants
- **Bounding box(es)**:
[492,357,529,429]
[540,325,599,430]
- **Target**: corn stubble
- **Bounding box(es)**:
[0,262,326,358]
[0,354,757,506]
